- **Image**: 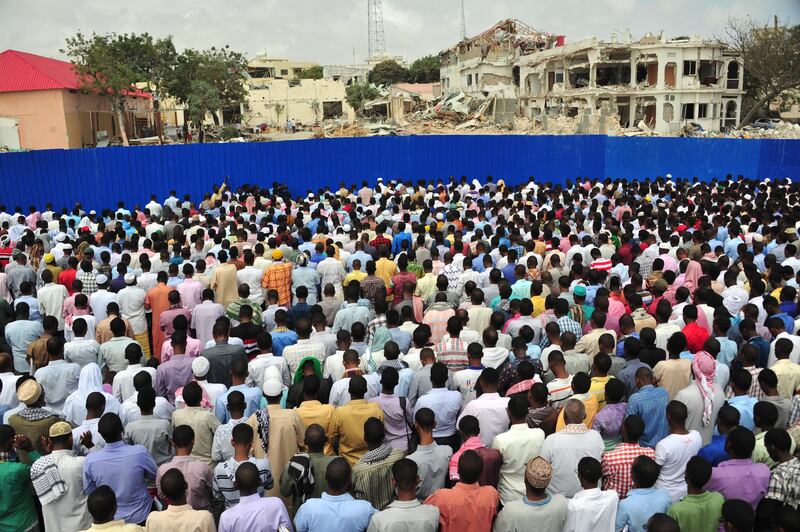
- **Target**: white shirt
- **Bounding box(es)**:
[89,289,117,322]
[452,368,483,404]
[64,337,100,368]
[117,285,148,334]
[112,364,157,403]
[71,417,105,455]
[563,488,619,532]
[457,392,510,446]
[211,417,248,463]
[491,424,546,504]
[323,351,346,382]
[767,331,800,366]
[481,347,509,369]
[37,282,69,330]
[247,353,291,388]
[655,430,703,502]
[237,266,265,305]
[328,373,380,407]
[0,372,20,408]
[120,394,175,426]
[36,450,92,532]
[539,428,604,498]
[33,359,81,412]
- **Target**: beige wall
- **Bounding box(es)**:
[243,79,355,127]
[0,90,68,150]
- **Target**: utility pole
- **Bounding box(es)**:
[460,0,467,40]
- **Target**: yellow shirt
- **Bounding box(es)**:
[343,270,367,287]
[531,296,546,317]
[772,359,800,399]
[330,399,384,465]
[555,393,599,432]
[415,273,438,301]
[589,375,614,408]
[376,258,397,287]
[296,399,336,454]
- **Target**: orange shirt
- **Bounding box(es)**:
[424,482,500,532]
[261,262,293,306]
[146,283,172,360]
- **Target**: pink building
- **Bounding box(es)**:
[0,49,152,150]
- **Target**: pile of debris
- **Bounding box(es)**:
[313,121,369,138]
[680,120,800,139]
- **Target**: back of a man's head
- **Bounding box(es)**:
[457,449,483,484]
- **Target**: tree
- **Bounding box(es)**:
[368,60,410,86]
[345,84,380,115]
[62,32,155,146]
[300,65,324,79]
[186,80,221,142]
[409,55,441,83]
[724,17,800,126]
[165,46,247,128]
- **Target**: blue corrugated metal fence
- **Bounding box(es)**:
[0,135,798,211]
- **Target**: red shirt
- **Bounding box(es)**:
[58,268,78,295]
[682,321,710,354]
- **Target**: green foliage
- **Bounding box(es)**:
[300,65,324,79]
[187,80,221,126]
[368,60,410,86]
[409,55,441,83]
[345,84,380,114]
[219,125,240,140]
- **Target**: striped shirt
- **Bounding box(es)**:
[546,376,574,408]
[435,338,469,372]
[212,457,273,508]
[626,385,670,448]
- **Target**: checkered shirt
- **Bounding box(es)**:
[601,442,656,498]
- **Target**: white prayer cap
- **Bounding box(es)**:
[192,356,210,377]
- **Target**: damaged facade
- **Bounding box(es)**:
[441,21,744,133]
[241,77,355,128]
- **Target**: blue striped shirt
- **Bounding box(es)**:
[626,385,669,448]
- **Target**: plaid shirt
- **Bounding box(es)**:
[601,442,656,498]
[76,270,98,295]
[726,366,764,400]
[634,255,653,279]
[360,275,387,303]
[790,395,800,426]
[766,457,800,509]
[366,315,387,344]
[557,316,583,339]
[261,262,293,306]
[369,235,392,251]
[435,337,469,372]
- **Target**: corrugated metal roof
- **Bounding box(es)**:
[0,49,81,92]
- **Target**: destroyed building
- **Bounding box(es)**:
[440,21,744,134]
[439,19,563,123]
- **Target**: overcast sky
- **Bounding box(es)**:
[3,0,798,65]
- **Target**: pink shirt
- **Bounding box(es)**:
[160,336,202,363]
[177,278,204,311]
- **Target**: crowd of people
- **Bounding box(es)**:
[0,174,798,532]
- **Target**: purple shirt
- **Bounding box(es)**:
[83,441,157,524]
[218,493,292,532]
[369,393,413,451]
[705,458,770,509]
[591,402,627,441]
[156,354,195,403]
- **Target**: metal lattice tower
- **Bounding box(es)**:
[367,0,386,59]
[460,0,467,40]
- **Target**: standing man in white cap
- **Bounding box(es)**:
[89,274,116,322]
[175,356,228,410]
[117,272,151,359]
[30,421,93,531]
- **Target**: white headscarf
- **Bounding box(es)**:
[63,363,122,425]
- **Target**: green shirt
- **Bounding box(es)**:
[667,491,724,532]
[0,451,41,531]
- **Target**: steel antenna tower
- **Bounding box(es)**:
[460,0,467,40]
[367,0,386,59]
